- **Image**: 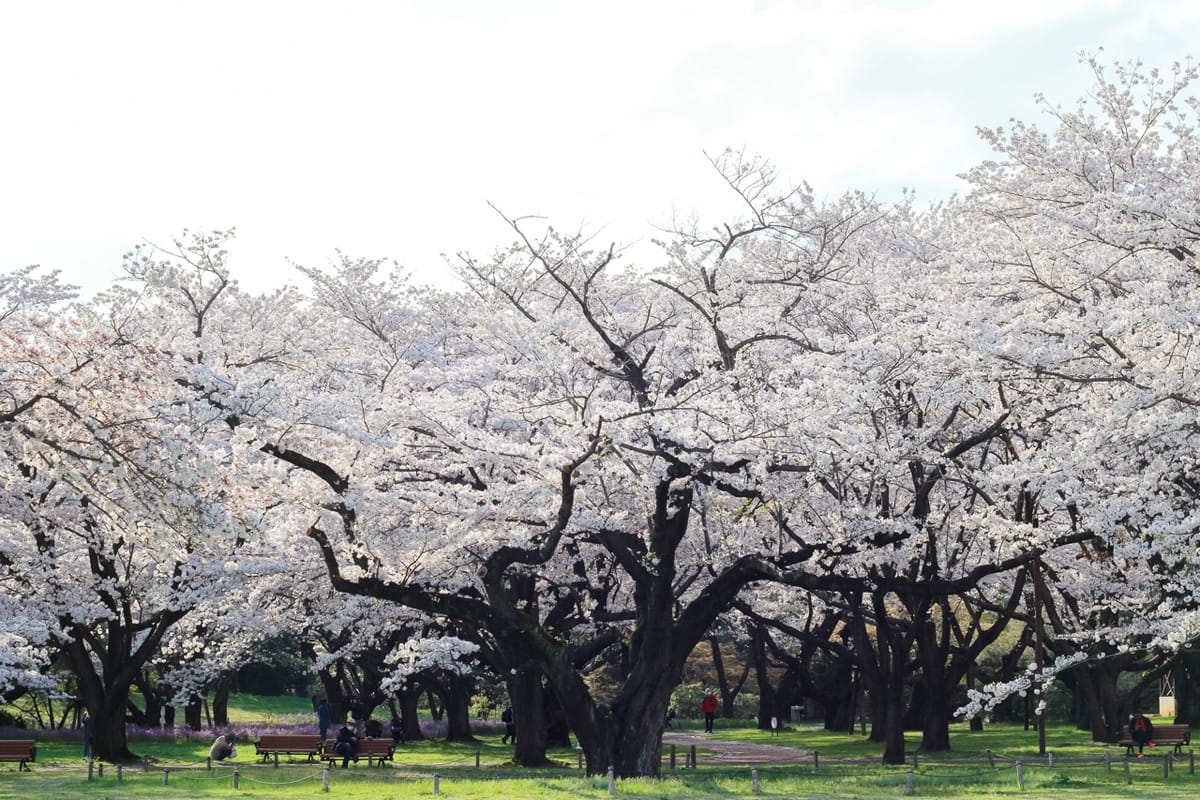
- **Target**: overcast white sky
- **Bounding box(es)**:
[3,0,1199,295]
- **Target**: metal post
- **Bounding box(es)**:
[607,766,615,795]
[1124,758,1132,785]
[433,773,440,795]
[323,764,330,792]
[1016,760,1024,790]
[752,767,759,793]
[906,768,914,795]
[163,768,169,786]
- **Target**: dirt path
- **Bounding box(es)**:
[662,730,813,765]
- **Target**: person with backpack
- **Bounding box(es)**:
[1129,712,1154,757]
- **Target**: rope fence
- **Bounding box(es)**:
[3,745,1197,796]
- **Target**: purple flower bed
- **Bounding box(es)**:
[0,718,507,742]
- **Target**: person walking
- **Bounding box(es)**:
[501,704,516,745]
[81,709,93,760]
[317,698,331,743]
[701,691,719,733]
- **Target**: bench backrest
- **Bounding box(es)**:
[322,738,393,754]
[258,735,321,746]
[1121,723,1191,739]
[0,740,36,755]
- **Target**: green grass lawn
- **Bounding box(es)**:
[0,702,1193,798]
[712,718,1141,760]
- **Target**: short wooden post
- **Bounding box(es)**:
[162,768,169,785]
[206,756,212,770]
[1048,751,1054,767]
[1190,748,1195,774]
[274,752,280,767]
[1163,754,1170,779]
[1124,758,1132,784]
[433,773,440,795]
[669,744,676,770]
[578,749,583,769]
[98,762,104,778]
[475,750,480,768]
[814,750,819,770]
[986,749,994,768]
[1015,760,1024,790]
[751,767,759,793]
[88,760,94,781]
[906,768,914,795]
[117,764,123,783]
[690,744,696,767]
[1105,750,1111,772]
[607,766,615,795]
[323,764,330,792]
[233,769,240,789]
[913,751,919,768]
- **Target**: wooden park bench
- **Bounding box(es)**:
[1118,723,1191,754]
[321,737,395,766]
[254,734,323,764]
[0,739,36,771]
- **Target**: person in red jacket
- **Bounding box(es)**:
[701,692,719,733]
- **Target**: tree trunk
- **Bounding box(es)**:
[212,673,233,727]
[90,697,136,763]
[913,619,951,752]
[427,689,444,721]
[443,673,476,742]
[184,695,203,732]
[400,687,425,742]
[965,665,983,732]
[881,683,907,765]
[509,661,550,766]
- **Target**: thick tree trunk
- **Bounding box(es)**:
[212,673,233,727]
[509,662,550,766]
[1174,654,1198,725]
[184,695,203,731]
[443,673,476,742]
[90,699,136,763]
[881,684,907,765]
[913,619,951,752]
[400,687,425,742]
